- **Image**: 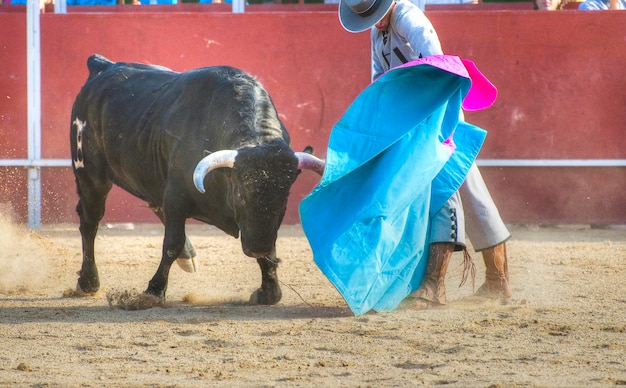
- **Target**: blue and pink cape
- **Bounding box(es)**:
[299,55,497,316]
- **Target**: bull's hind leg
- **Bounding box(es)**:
[250,252,282,305]
[149,205,197,272]
[74,177,112,294]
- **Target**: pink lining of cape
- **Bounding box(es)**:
[391,55,498,111]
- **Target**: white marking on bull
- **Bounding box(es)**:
[73,118,86,169]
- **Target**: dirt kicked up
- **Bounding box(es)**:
[1,220,625,387]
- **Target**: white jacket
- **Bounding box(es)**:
[371,0,443,80]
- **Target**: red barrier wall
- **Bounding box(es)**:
[430,11,626,225]
[1,9,625,225]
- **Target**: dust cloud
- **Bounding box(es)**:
[0,214,51,294]
[181,291,249,306]
[105,290,249,310]
[106,288,165,310]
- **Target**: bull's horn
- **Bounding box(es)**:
[193,150,238,193]
[295,152,325,176]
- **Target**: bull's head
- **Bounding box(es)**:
[193,148,325,193]
[193,143,325,258]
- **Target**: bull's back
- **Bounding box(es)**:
[73,57,272,147]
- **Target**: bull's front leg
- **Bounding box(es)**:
[149,205,197,272]
[250,251,282,305]
[145,217,187,299]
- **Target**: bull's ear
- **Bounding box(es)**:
[193,150,238,193]
[295,152,325,176]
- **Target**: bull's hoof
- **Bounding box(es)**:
[76,274,100,294]
[249,287,282,305]
[176,257,198,273]
[144,286,166,300]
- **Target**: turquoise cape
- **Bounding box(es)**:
[299,56,491,316]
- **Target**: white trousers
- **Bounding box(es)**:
[429,163,510,251]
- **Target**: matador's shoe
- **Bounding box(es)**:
[476,243,512,300]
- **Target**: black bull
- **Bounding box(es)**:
[70,54,324,305]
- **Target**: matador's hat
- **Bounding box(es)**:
[339,0,395,33]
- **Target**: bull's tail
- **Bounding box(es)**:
[87,54,114,79]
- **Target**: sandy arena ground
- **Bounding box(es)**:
[0,219,625,387]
